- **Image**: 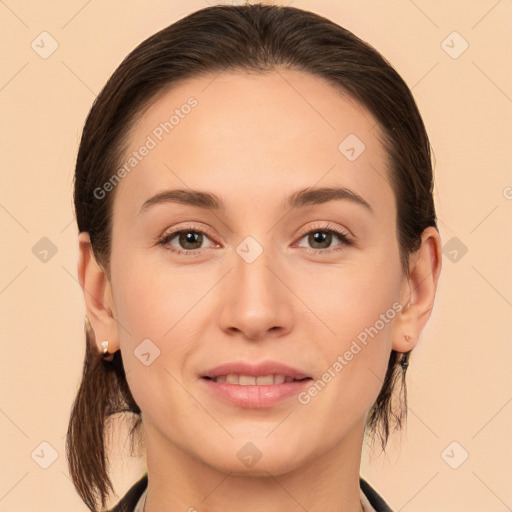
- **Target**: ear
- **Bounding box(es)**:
[77,232,120,357]
[392,226,442,353]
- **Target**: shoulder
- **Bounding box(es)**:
[359,476,393,512]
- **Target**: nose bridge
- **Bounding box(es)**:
[219,236,292,339]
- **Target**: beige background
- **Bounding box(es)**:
[1,0,511,510]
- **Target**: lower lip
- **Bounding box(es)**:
[200,378,312,408]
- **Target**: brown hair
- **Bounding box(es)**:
[67,3,437,510]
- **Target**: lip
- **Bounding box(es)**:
[201,361,311,380]
[200,360,313,409]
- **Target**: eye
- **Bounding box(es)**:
[295,223,354,255]
[158,225,217,256]
[157,222,354,257]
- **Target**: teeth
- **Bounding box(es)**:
[256,375,274,385]
[211,374,301,385]
[239,375,256,385]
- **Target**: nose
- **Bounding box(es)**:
[218,244,294,341]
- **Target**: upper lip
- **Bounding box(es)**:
[201,360,312,380]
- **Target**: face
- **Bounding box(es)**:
[107,70,407,475]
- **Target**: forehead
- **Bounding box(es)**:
[113,69,393,219]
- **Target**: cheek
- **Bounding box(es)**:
[110,252,208,375]
[110,261,202,422]
[294,255,401,403]
[111,245,190,338]
[297,255,400,343]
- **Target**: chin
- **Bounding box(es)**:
[195,437,312,477]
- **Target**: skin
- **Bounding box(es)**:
[78,70,442,511]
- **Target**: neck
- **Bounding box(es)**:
[142,417,366,512]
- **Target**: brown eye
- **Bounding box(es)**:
[176,231,204,250]
[295,224,354,255]
[158,225,217,256]
[307,231,334,250]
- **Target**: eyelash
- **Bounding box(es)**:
[157,222,354,257]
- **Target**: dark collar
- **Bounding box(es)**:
[108,473,393,511]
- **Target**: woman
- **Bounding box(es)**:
[67,4,442,511]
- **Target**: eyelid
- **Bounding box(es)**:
[295,221,353,241]
[158,222,217,241]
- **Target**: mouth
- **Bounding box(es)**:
[199,361,314,408]
[202,374,313,385]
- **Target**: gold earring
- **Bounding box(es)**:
[405,335,412,342]
[100,340,114,362]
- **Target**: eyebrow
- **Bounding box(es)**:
[138,186,373,214]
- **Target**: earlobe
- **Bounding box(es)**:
[77,232,120,357]
[392,226,442,354]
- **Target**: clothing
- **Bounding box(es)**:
[107,473,392,511]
